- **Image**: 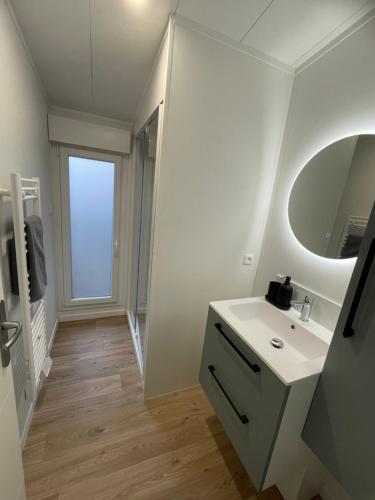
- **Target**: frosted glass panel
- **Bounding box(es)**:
[69,156,115,299]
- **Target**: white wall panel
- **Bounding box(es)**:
[10,0,92,112]
[0,0,56,439]
[144,22,292,398]
[134,20,172,133]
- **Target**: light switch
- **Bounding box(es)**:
[242,254,254,266]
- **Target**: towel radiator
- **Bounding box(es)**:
[9,173,50,399]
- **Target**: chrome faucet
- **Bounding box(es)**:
[292,295,312,322]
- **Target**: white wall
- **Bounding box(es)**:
[134,19,172,134]
[143,21,292,398]
[0,0,56,336]
[127,20,171,349]
[254,15,375,311]
[0,0,56,431]
[253,15,375,500]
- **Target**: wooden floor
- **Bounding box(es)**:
[23,316,284,500]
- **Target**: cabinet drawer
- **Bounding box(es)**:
[199,307,289,490]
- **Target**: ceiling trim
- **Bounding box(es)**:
[295,5,375,75]
[174,14,294,75]
[5,0,48,100]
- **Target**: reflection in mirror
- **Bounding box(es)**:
[289,135,375,259]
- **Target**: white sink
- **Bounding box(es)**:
[210,297,333,384]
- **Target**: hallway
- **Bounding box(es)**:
[22,317,279,500]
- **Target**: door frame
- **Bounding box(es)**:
[0,188,27,500]
[141,106,165,371]
[59,146,122,307]
[127,104,164,376]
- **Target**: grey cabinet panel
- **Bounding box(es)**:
[303,203,375,500]
[199,307,289,491]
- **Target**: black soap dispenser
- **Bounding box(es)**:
[275,276,293,310]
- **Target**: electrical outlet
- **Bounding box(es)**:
[242,254,254,266]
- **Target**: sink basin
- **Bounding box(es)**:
[210,297,333,384]
[228,301,328,362]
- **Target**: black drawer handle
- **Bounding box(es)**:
[343,238,375,338]
[208,365,249,424]
[215,322,260,373]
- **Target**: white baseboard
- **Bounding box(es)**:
[20,317,58,449]
[20,400,35,449]
[48,319,58,353]
[58,307,127,322]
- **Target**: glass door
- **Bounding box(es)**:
[129,134,145,333]
[137,116,157,356]
[129,112,158,366]
[60,148,122,306]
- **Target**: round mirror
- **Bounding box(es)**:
[288,135,375,259]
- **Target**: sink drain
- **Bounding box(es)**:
[271,338,284,349]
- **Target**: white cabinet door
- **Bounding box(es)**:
[0,264,26,500]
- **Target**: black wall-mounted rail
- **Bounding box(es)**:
[343,238,375,338]
[208,365,248,424]
[215,322,260,373]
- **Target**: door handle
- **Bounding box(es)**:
[343,238,375,338]
[215,322,260,373]
[208,365,249,424]
[0,321,22,368]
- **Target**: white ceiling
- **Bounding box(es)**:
[9,0,375,122]
[10,0,178,122]
[177,0,375,67]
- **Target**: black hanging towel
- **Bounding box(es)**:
[24,215,47,303]
[10,215,48,303]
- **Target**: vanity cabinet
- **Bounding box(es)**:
[199,307,289,490]
[199,299,329,500]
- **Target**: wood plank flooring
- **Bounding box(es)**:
[23,316,284,500]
